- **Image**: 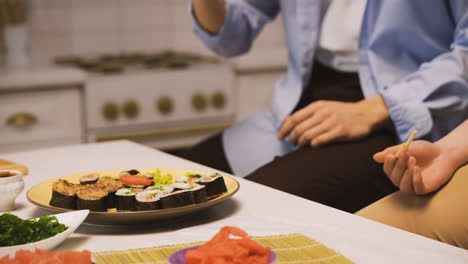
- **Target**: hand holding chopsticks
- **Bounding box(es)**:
[395,130,418,158]
[373,129,455,194]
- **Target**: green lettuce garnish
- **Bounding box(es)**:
[0,213,68,247]
[150,169,173,186]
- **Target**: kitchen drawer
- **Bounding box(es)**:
[0,88,83,145]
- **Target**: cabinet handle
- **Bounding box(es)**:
[6,112,38,128]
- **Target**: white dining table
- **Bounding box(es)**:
[2,140,467,264]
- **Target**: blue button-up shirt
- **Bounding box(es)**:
[191,0,468,176]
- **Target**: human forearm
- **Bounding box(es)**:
[436,120,468,169]
[192,0,226,34]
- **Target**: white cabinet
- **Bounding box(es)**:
[0,68,86,153]
[0,88,83,153]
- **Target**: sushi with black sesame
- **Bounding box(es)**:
[135,190,163,211]
[50,179,78,210]
[199,174,227,198]
[76,187,109,212]
[96,176,123,208]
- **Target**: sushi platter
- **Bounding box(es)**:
[26,168,239,225]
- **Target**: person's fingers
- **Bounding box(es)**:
[311,127,344,147]
[399,156,416,193]
[290,112,327,146]
[373,145,400,162]
[278,116,296,140]
[297,118,334,147]
[412,164,426,194]
[383,153,396,177]
[278,101,324,140]
[389,152,409,187]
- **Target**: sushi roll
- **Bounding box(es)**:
[79,173,99,185]
[188,184,208,204]
[171,180,198,191]
[185,174,203,184]
[160,190,194,209]
[135,190,163,211]
[120,174,153,188]
[145,185,174,194]
[50,179,78,210]
[126,169,140,175]
[76,187,109,212]
[115,188,141,211]
[96,176,123,208]
[199,174,228,198]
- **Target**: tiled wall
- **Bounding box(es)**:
[27,0,286,67]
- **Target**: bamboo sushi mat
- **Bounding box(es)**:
[92,233,354,264]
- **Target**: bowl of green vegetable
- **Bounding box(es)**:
[0,210,89,258]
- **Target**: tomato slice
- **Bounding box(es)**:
[120,175,153,186]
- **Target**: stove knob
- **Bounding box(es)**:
[192,93,207,112]
[123,100,140,119]
[157,96,174,115]
[211,91,226,109]
[102,102,119,121]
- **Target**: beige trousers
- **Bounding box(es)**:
[356,164,468,249]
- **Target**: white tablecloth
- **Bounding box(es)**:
[3,140,467,263]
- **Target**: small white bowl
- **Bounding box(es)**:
[0,210,90,258]
[0,170,24,211]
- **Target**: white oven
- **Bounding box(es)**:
[70,53,235,151]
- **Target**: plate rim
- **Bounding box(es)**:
[26,168,240,218]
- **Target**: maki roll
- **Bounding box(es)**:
[125,169,140,175]
[188,184,208,204]
[76,187,109,212]
[199,174,228,198]
[96,176,123,208]
[185,174,203,184]
[135,190,163,211]
[171,180,198,191]
[115,188,141,211]
[50,179,78,210]
[145,185,174,194]
[79,173,99,185]
[160,190,194,209]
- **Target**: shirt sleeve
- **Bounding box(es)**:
[381,11,468,142]
[189,0,279,57]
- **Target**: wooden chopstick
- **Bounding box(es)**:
[395,130,418,158]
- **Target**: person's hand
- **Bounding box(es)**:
[278,97,388,147]
[374,140,457,194]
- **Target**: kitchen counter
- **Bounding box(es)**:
[3,140,467,264]
[230,49,287,74]
[0,67,86,91]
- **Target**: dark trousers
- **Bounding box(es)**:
[181,63,398,213]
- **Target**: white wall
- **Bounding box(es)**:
[27,0,285,64]
[27,0,287,119]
